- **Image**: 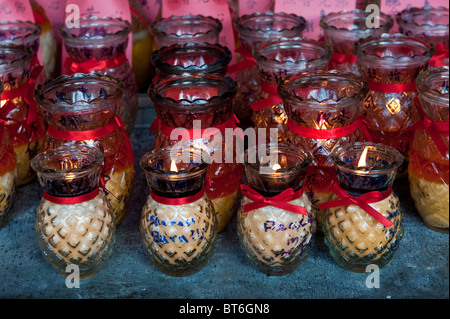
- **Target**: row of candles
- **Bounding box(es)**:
[0,7,448,279]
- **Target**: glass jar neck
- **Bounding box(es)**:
[0,21,41,57]
[0,47,32,89]
[417,67,449,122]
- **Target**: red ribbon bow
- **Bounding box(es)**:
[43,188,100,205]
[409,98,449,158]
[430,43,449,68]
[240,184,307,215]
[331,52,357,64]
[367,80,417,93]
[287,117,373,142]
[250,82,283,111]
[0,77,40,126]
[318,181,394,228]
[227,46,257,74]
[64,54,127,75]
[47,116,134,163]
[149,114,244,140]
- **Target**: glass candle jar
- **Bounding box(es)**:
[250,37,332,143]
[321,142,404,273]
[140,147,217,277]
[278,71,370,230]
[152,42,232,79]
[238,143,315,276]
[397,6,449,68]
[409,66,449,233]
[233,12,306,129]
[320,9,394,75]
[356,33,434,178]
[148,73,243,233]
[34,73,135,227]
[151,14,223,48]
[0,80,18,229]
[32,146,116,280]
[0,20,46,84]
[0,45,47,186]
[60,16,138,136]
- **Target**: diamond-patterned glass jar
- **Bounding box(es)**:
[397,6,449,68]
[322,142,404,273]
[32,146,116,280]
[0,82,18,229]
[238,143,315,276]
[151,14,222,48]
[409,66,449,233]
[0,45,47,186]
[356,33,434,178]
[60,16,138,136]
[34,73,135,227]
[140,147,217,277]
[278,71,370,230]
[149,73,243,233]
[320,9,394,75]
[251,37,332,143]
[233,12,306,129]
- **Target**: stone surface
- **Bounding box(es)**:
[0,96,448,299]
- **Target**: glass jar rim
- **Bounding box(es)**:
[277,70,369,110]
[396,6,449,31]
[253,37,333,69]
[34,73,124,112]
[0,44,32,74]
[416,65,449,106]
[140,147,208,181]
[60,16,131,44]
[31,145,104,177]
[330,142,404,175]
[355,33,435,66]
[235,11,306,35]
[0,20,41,44]
[152,42,232,74]
[243,143,312,176]
[151,14,223,39]
[320,9,394,33]
[148,72,237,112]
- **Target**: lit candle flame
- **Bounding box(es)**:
[358,146,370,168]
[0,100,6,108]
[272,163,282,171]
[170,159,178,173]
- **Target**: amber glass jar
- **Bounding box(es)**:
[34,73,135,227]
[140,147,217,277]
[148,73,243,233]
[409,66,449,233]
[0,45,46,186]
[233,12,306,128]
[32,146,115,280]
[238,143,315,276]
[278,71,370,229]
[251,37,332,143]
[60,16,138,136]
[356,33,434,178]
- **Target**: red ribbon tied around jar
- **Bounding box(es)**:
[318,180,394,228]
[227,46,257,74]
[47,116,134,163]
[43,188,100,205]
[64,54,127,75]
[0,74,42,127]
[409,98,449,158]
[150,178,211,206]
[240,185,307,215]
[430,43,449,68]
[0,119,5,143]
[331,51,357,65]
[250,82,283,111]
[366,80,417,93]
